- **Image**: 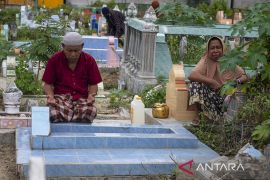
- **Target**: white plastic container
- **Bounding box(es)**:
[130,95,145,124]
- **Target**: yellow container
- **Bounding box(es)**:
[152,103,169,119]
[38,0,63,9]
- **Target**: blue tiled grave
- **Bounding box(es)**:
[14,36,124,65]
[31,124,198,149]
[82,36,123,64]
[17,119,219,178]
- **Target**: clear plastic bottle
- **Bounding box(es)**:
[130,95,145,124]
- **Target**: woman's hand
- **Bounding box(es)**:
[209,79,221,91]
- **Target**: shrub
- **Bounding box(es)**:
[15,57,43,95]
[109,89,133,109]
[139,84,167,108]
[166,35,205,64]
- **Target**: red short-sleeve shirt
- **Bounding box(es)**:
[42,51,102,100]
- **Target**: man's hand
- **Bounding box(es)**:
[47,96,56,105]
[87,94,96,104]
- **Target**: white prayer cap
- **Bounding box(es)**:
[62,32,83,46]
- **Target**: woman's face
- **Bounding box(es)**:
[208,39,223,61]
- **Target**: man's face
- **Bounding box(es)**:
[208,39,223,61]
[63,44,83,63]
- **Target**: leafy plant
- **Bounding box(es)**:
[186,114,254,155]
[166,35,180,64]
[219,2,270,149]
[198,0,233,20]
[25,10,65,79]
[109,89,133,109]
[156,2,214,26]
[252,118,270,146]
[139,81,167,108]
[0,8,20,25]
[91,0,103,8]
[166,35,205,64]
[237,93,270,125]
[107,0,116,9]
[220,2,270,94]
[58,4,73,16]
[15,56,43,95]
[0,38,13,62]
[183,36,205,64]
[16,26,35,40]
[188,0,209,8]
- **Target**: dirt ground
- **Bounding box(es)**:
[0,145,17,180]
[99,67,119,90]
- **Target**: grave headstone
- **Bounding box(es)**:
[31,107,50,136]
[166,64,197,121]
[97,82,105,97]
[6,56,16,85]
[20,6,28,26]
[2,59,7,78]
[106,36,120,67]
[3,24,9,41]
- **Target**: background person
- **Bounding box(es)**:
[101,7,125,45]
[188,36,248,126]
[42,32,102,123]
[151,0,161,17]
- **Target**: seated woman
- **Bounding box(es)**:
[188,36,248,125]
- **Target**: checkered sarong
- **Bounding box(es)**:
[48,94,97,123]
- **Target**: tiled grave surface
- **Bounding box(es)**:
[82,36,123,65]
[17,119,219,178]
[83,36,119,49]
[31,124,198,149]
[13,37,123,66]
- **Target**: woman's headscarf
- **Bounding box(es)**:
[192,36,245,86]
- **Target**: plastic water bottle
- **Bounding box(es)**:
[130,95,145,124]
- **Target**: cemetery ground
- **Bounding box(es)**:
[0,144,16,180]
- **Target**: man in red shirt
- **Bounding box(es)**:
[42,32,102,123]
